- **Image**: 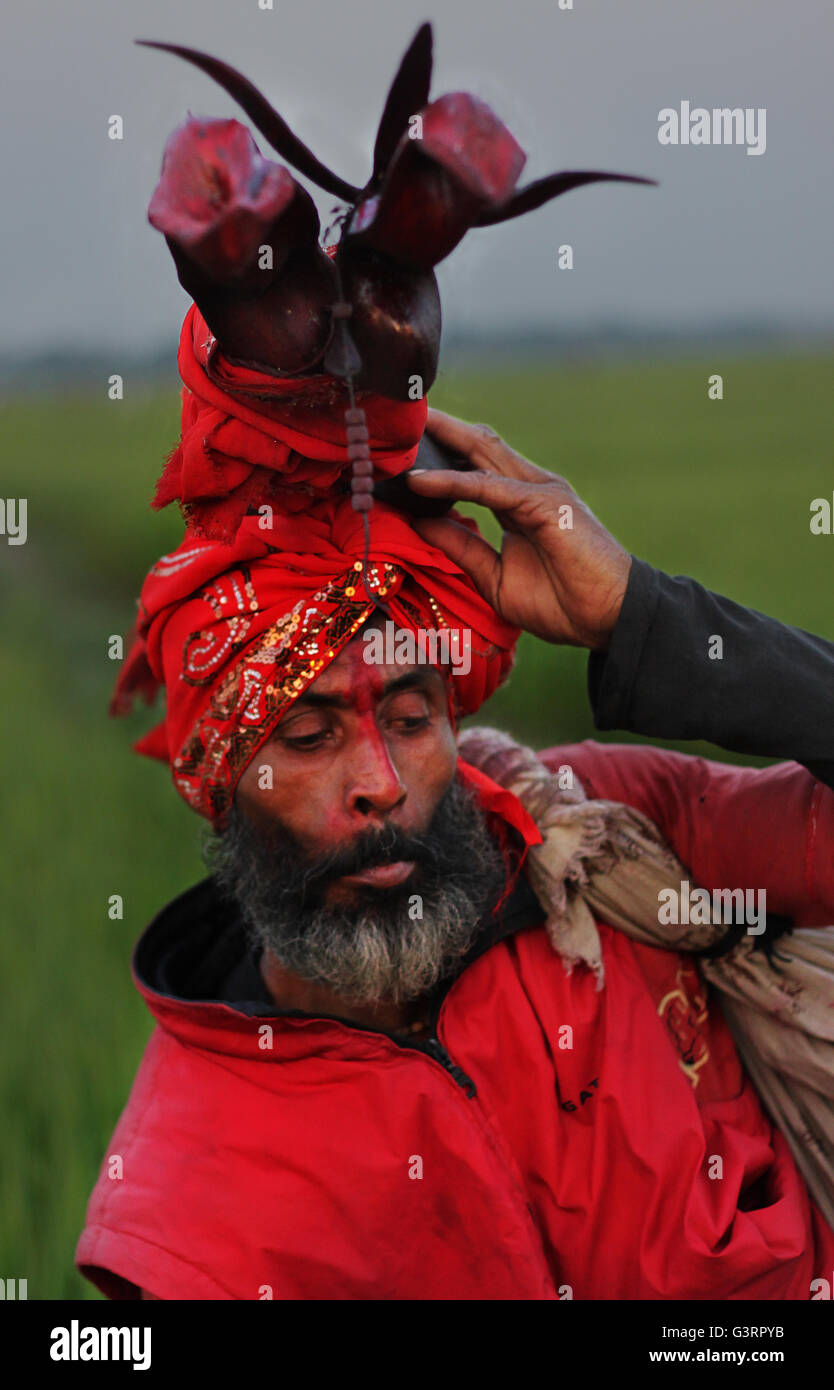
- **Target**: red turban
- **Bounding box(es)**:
[114,308,520,826]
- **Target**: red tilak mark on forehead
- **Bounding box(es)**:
[342,643,387,711]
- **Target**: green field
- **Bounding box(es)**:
[1,351,831,1297]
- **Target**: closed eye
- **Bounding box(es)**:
[282,729,333,751]
[389,715,430,733]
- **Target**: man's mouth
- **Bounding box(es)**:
[338,860,417,889]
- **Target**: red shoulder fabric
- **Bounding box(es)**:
[543,741,834,925]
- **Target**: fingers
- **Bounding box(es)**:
[426,408,551,484]
[407,465,575,543]
[406,466,537,515]
[413,516,501,605]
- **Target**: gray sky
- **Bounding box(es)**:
[2,0,832,355]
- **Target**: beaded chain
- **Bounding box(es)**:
[322,219,393,617]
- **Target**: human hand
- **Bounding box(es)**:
[406,409,632,651]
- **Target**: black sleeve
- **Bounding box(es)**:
[587,556,834,790]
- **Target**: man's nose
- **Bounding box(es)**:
[345,726,407,821]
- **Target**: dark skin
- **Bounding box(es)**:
[408,408,632,652]
[139,410,631,1299]
[237,648,459,1037]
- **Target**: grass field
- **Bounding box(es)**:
[1,350,831,1297]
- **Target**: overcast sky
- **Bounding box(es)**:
[2,0,832,355]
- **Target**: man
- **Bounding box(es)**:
[76,408,834,1301]
[77,24,832,1301]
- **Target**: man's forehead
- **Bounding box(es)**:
[296,639,445,702]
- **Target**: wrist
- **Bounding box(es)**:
[586,554,633,651]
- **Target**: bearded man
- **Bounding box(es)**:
[75,400,834,1301]
[76,25,834,1302]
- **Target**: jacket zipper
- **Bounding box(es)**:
[389,973,478,1095]
[412,1033,477,1097]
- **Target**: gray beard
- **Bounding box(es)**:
[205,776,507,1006]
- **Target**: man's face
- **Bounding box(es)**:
[236,633,459,909]
[215,626,506,1005]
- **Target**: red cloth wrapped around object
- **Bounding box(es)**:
[152,303,428,543]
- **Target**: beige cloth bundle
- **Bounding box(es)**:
[459,725,834,1228]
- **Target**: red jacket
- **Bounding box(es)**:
[76,741,834,1300]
